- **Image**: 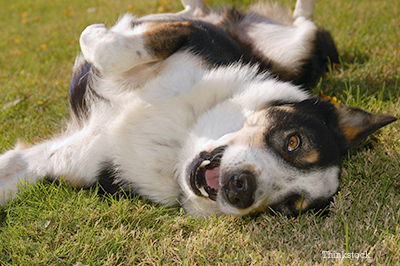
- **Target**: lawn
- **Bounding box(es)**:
[0,0,399,265]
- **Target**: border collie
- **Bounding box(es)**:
[0,0,396,217]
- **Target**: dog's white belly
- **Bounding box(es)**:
[105,57,242,203]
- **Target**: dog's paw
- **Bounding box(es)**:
[0,150,30,205]
[293,0,316,21]
[79,19,152,73]
[79,23,108,65]
[179,0,210,17]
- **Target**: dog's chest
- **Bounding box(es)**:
[105,72,230,202]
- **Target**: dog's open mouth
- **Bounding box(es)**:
[189,146,226,201]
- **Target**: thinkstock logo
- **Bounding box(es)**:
[322,251,371,259]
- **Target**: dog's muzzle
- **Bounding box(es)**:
[188,146,256,209]
[188,146,226,201]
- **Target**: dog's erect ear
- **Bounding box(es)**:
[290,98,396,153]
[334,104,397,147]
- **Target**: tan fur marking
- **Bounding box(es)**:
[241,164,261,175]
[303,149,319,164]
[143,21,193,59]
[249,205,269,214]
[294,199,309,211]
[276,105,296,113]
[339,124,361,142]
[335,104,367,142]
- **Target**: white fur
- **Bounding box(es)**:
[238,14,317,73]
[293,0,317,20]
[80,20,153,74]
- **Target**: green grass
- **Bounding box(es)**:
[0,0,399,265]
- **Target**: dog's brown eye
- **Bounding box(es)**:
[287,135,300,152]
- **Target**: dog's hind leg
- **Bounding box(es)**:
[293,0,316,21]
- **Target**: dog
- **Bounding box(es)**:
[0,0,396,217]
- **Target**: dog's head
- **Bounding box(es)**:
[180,98,396,217]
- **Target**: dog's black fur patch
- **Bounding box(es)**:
[96,161,123,196]
[293,28,339,88]
[69,60,91,119]
[142,18,274,71]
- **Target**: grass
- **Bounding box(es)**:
[0,0,399,265]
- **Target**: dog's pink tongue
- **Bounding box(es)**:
[205,166,220,190]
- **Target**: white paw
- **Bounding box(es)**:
[79,24,108,65]
[0,150,30,205]
[293,0,316,21]
[179,0,209,17]
[79,22,151,73]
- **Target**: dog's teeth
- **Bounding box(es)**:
[200,160,211,168]
[199,187,209,197]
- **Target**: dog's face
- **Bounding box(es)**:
[180,99,396,217]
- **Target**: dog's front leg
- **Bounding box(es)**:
[0,129,109,205]
[79,20,156,74]
[0,146,34,204]
[79,17,199,74]
[80,17,248,75]
[0,142,57,205]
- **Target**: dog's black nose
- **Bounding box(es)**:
[223,172,256,209]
